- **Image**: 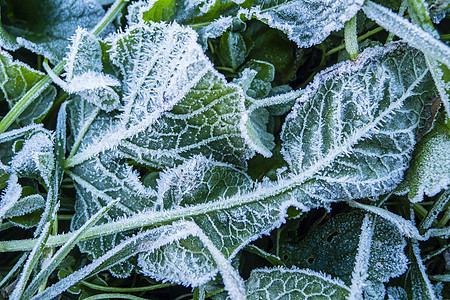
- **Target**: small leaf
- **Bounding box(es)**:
[0,50,56,126]
[9,130,54,186]
[217,31,251,70]
[63,28,121,111]
[0,174,22,221]
[245,267,350,299]
[402,113,450,203]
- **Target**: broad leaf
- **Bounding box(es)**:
[281,43,436,202]
[0,0,109,63]
[245,267,350,299]
[66,22,256,276]
[0,50,56,126]
[63,42,434,283]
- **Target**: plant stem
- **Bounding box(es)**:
[90,0,129,37]
[244,244,284,266]
[83,293,148,300]
[0,61,64,134]
[325,26,384,56]
[344,15,358,60]
[80,281,174,293]
[385,0,407,43]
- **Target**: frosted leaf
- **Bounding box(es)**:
[348,200,425,240]
[281,43,436,202]
[363,1,450,68]
[66,23,257,275]
[279,211,408,286]
[245,267,350,299]
[0,50,56,126]
[5,194,46,229]
[4,194,45,219]
[235,61,279,157]
[68,151,157,277]
[401,114,450,203]
[348,214,373,300]
[66,22,254,169]
[238,0,364,48]
[0,174,22,221]
[1,0,109,63]
[60,29,121,112]
[34,221,245,300]
[138,156,254,286]
[10,131,54,187]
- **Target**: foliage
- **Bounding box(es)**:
[0,0,449,299]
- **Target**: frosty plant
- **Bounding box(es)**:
[0,0,449,299]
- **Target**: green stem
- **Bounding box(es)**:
[344,15,358,60]
[90,0,129,37]
[385,0,407,43]
[441,34,450,41]
[205,288,225,298]
[438,207,450,228]
[189,21,213,29]
[412,203,428,220]
[326,26,384,56]
[83,293,148,300]
[244,244,284,266]
[0,61,64,134]
[57,214,74,221]
[419,189,450,233]
[81,281,174,293]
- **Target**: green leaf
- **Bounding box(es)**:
[401,113,450,203]
[245,267,350,299]
[239,0,364,47]
[5,193,45,228]
[62,28,121,112]
[281,43,436,202]
[0,50,56,126]
[65,22,256,276]
[279,211,408,286]
[243,22,301,85]
[66,22,253,169]
[0,0,110,63]
[217,31,252,71]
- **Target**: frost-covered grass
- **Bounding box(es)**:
[0,0,449,299]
